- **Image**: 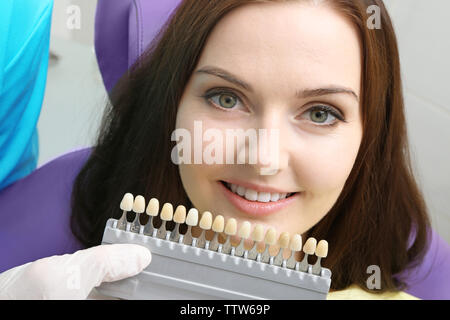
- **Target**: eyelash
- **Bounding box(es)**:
[200,88,347,127]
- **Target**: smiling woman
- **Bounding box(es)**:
[176,1,364,246]
[70,0,432,297]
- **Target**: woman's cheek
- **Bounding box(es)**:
[294,136,359,193]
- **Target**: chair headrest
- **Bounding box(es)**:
[94,0,182,93]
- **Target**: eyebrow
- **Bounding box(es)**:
[195,65,359,102]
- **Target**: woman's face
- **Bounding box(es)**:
[176,2,362,243]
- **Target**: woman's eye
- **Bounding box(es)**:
[215,93,238,109]
[202,90,243,110]
[310,109,334,123]
[299,105,344,126]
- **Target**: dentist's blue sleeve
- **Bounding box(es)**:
[0,0,53,190]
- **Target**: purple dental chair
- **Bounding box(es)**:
[0,0,449,299]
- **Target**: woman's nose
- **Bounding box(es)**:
[235,118,289,176]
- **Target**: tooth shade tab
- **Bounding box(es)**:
[132,195,146,213]
[316,240,328,258]
[224,218,237,235]
[290,234,302,251]
[264,228,277,245]
[199,211,213,230]
[303,238,317,255]
[173,205,187,223]
[186,208,199,226]
[238,221,251,239]
[120,193,134,211]
[160,203,174,221]
[212,215,225,233]
[146,198,159,216]
[251,224,264,242]
[278,232,290,248]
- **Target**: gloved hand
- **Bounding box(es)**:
[0,243,151,299]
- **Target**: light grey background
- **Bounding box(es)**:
[37,0,450,243]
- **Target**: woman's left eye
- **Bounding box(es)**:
[299,105,345,126]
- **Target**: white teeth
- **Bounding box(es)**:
[227,182,295,203]
[270,193,280,202]
[257,192,271,203]
[236,185,246,196]
[244,189,258,201]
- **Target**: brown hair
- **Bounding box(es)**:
[70,0,430,293]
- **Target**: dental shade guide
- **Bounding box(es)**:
[98,193,332,300]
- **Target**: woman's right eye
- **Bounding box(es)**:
[202,89,244,111]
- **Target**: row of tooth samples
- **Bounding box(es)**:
[117,193,328,275]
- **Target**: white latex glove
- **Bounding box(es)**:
[0,244,151,300]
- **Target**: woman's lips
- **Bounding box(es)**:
[223,179,295,194]
[217,180,300,217]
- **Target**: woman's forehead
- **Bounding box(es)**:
[195,2,362,98]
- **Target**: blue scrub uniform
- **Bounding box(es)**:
[0,0,53,190]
